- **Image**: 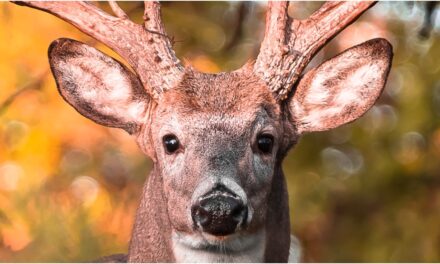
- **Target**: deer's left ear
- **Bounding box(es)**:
[289,38,393,135]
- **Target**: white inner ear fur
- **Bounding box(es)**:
[291,40,391,134]
[59,57,147,124]
[300,63,380,123]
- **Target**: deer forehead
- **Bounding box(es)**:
[161,71,278,111]
[152,71,281,136]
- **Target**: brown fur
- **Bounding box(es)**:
[264,164,291,262]
[165,70,278,115]
[129,166,175,262]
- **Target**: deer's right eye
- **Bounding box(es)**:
[257,134,274,154]
[163,134,180,154]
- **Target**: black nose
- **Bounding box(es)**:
[191,185,247,236]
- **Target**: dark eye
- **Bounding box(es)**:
[257,134,274,154]
[163,134,180,154]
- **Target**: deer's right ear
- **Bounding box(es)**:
[48,38,151,135]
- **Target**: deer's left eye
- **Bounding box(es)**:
[257,134,274,154]
[163,134,180,154]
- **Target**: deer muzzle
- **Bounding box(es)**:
[191,185,248,236]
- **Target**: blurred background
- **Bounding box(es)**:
[0,1,439,262]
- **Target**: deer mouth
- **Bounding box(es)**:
[172,229,264,252]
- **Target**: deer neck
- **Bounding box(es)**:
[264,166,291,262]
[128,165,175,262]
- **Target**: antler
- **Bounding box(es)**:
[254,1,376,100]
[13,1,184,100]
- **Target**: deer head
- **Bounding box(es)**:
[14,1,392,262]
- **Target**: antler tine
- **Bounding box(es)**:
[142,1,185,94]
[254,1,376,100]
[253,2,292,100]
[108,1,129,19]
[143,1,164,33]
[12,1,184,100]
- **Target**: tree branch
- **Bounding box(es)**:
[0,71,48,116]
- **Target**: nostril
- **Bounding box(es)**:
[231,203,247,221]
[191,204,211,228]
[197,206,211,226]
[231,202,243,215]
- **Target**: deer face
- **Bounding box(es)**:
[146,71,285,239]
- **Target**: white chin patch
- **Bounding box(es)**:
[172,230,265,263]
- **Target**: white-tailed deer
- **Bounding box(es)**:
[13,1,392,262]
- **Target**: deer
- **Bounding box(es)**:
[12,1,392,262]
